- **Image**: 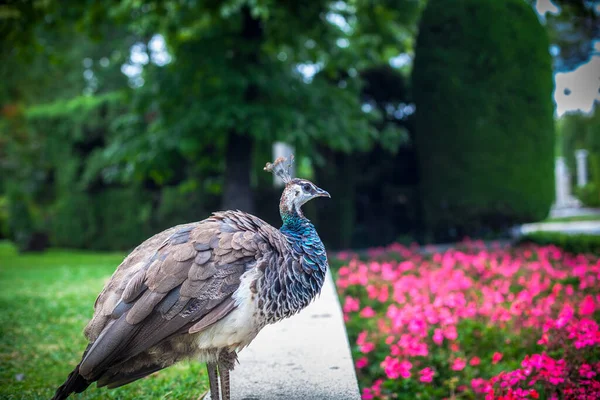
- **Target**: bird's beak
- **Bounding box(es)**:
[315,187,331,198]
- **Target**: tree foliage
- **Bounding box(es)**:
[0,0,424,250]
[541,0,600,72]
[413,0,556,239]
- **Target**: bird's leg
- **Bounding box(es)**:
[207,362,220,400]
[218,365,230,400]
[218,351,237,400]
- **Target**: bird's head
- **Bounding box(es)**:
[264,155,330,221]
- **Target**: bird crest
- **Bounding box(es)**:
[264,154,294,184]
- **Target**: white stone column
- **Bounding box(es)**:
[555,157,569,207]
[575,149,589,188]
[272,142,295,187]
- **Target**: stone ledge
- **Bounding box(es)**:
[206,270,361,400]
[519,221,600,235]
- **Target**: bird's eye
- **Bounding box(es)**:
[303,184,311,192]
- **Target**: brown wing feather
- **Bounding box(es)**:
[78,213,267,381]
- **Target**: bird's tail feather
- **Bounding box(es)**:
[51,364,91,400]
[52,345,92,400]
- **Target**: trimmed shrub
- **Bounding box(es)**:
[48,188,152,251]
[576,183,600,208]
[517,231,600,255]
[413,0,555,239]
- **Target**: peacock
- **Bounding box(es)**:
[52,155,330,400]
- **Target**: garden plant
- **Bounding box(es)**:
[337,241,600,399]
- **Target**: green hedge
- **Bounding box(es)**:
[517,231,600,255]
[49,188,151,251]
[576,183,600,208]
[51,192,98,249]
[47,185,218,251]
[412,0,555,239]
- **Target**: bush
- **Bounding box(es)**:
[576,183,600,208]
[92,188,153,251]
[412,0,555,240]
[51,192,98,248]
[6,190,49,252]
[0,196,8,239]
[48,187,152,251]
[517,231,600,255]
[154,184,217,232]
[558,109,600,188]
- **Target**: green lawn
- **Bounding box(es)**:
[0,242,208,400]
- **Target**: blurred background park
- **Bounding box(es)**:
[0,0,598,254]
[2,1,600,399]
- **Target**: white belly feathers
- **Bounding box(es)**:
[193,268,264,357]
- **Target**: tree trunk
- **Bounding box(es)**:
[223,7,263,213]
[222,133,254,213]
[221,7,262,214]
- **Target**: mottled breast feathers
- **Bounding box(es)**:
[257,218,328,323]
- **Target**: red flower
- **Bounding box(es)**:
[356,357,369,369]
[492,352,503,364]
[470,356,481,366]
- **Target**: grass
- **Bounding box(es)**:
[0,241,208,400]
[543,214,600,223]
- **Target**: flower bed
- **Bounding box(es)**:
[336,241,600,399]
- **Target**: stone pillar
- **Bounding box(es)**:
[272,142,295,187]
[575,149,589,188]
[555,157,569,207]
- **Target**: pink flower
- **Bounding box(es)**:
[452,357,467,371]
[419,367,434,383]
[359,342,375,354]
[579,363,597,379]
[355,357,369,369]
[433,328,444,345]
[381,356,399,379]
[337,241,600,399]
[443,325,458,340]
[357,331,368,346]
[492,352,503,364]
[537,333,549,345]
[357,331,375,354]
[377,285,389,302]
[366,285,378,299]
[471,378,492,394]
[381,356,412,379]
[399,360,412,378]
[556,304,574,328]
[343,296,360,313]
[579,295,596,316]
[360,306,376,318]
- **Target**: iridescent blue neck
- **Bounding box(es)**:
[280,207,310,234]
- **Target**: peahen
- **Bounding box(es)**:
[52,155,330,400]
